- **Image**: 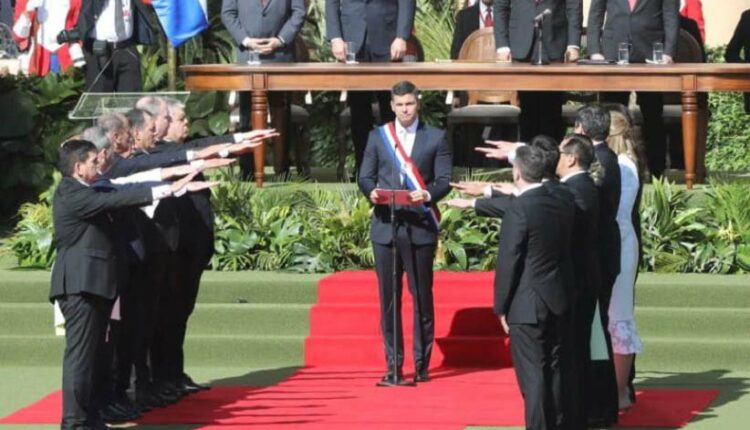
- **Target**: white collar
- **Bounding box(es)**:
[514,182,543,196]
[479,2,491,15]
[593,140,605,146]
[395,118,419,135]
[560,170,587,183]
[75,177,91,187]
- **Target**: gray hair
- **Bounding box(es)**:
[165,98,185,114]
[97,112,128,135]
[81,126,110,150]
[136,96,166,117]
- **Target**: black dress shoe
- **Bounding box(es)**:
[181,374,211,391]
[413,369,430,383]
[100,403,138,423]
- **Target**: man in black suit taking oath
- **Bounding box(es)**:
[358,80,452,385]
[494,0,582,141]
[494,145,575,430]
[50,140,213,429]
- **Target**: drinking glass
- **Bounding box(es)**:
[345,41,357,64]
[652,42,664,64]
[617,42,630,64]
[247,50,260,65]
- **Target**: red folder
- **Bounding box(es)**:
[373,189,419,206]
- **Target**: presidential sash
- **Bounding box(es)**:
[376,122,441,232]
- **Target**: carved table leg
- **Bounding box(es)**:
[681,91,698,189]
[251,90,268,187]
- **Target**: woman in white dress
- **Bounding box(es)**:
[606,110,644,410]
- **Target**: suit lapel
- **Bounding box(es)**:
[410,122,429,174]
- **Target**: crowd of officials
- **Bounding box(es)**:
[51,96,276,430]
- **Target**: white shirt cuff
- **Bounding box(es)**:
[425,191,432,202]
[186,150,196,161]
[483,186,493,198]
[219,148,231,158]
[567,45,580,50]
[471,198,478,208]
[233,133,245,143]
[151,185,172,201]
[496,47,511,54]
[190,159,206,168]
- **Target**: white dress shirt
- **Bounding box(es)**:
[92,0,133,42]
[479,1,492,28]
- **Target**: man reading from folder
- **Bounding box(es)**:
[358,80,452,385]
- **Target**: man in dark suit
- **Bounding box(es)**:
[556,133,601,430]
[494,145,574,430]
[494,0,582,141]
[451,0,495,60]
[726,8,750,113]
[587,0,679,177]
[574,104,620,426]
[358,80,452,384]
[327,0,415,174]
[50,140,203,430]
[68,0,153,92]
[221,0,306,177]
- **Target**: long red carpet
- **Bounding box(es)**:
[0,271,720,428]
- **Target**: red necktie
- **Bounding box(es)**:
[483,9,493,28]
[629,0,637,11]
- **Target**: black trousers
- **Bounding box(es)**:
[83,41,142,92]
[113,259,145,395]
[372,228,435,371]
[158,246,212,381]
[509,304,565,430]
[350,45,395,174]
[58,293,112,429]
[562,292,597,430]
[151,251,181,383]
[518,91,565,142]
[602,92,666,176]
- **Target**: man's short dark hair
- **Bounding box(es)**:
[126,108,151,132]
[391,80,420,98]
[575,104,611,142]
[58,140,96,177]
[514,145,546,183]
[561,134,595,170]
[529,134,560,179]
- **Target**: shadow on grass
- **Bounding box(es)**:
[208,366,301,387]
[637,369,750,425]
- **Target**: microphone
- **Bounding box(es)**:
[533,9,552,23]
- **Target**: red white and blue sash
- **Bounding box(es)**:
[377,122,441,232]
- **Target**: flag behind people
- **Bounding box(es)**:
[152,0,208,47]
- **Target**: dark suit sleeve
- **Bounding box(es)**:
[357,131,380,198]
[566,0,583,48]
[182,134,234,150]
[325,0,342,41]
[450,11,467,60]
[586,0,606,56]
[396,0,416,41]
[278,0,306,46]
[221,0,247,46]
[68,185,154,220]
[493,0,511,50]
[108,151,188,178]
[663,0,680,58]
[725,12,749,63]
[427,131,452,203]
[494,202,527,315]
[474,194,513,218]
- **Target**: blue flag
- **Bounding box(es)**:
[152,0,208,47]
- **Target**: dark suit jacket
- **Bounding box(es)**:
[588,0,680,62]
[494,185,575,323]
[563,172,601,297]
[594,142,621,283]
[358,120,452,246]
[326,0,415,58]
[494,0,583,61]
[50,177,154,301]
[106,150,188,179]
[451,3,480,60]
[75,0,153,45]
[221,0,305,63]
[726,9,750,112]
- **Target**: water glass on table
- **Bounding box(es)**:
[247,50,260,65]
[617,42,630,65]
[652,42,664,64]
[345,41,357,64]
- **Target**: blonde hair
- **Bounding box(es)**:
[607,111,645,175]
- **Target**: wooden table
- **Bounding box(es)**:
[182,62,750,188]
